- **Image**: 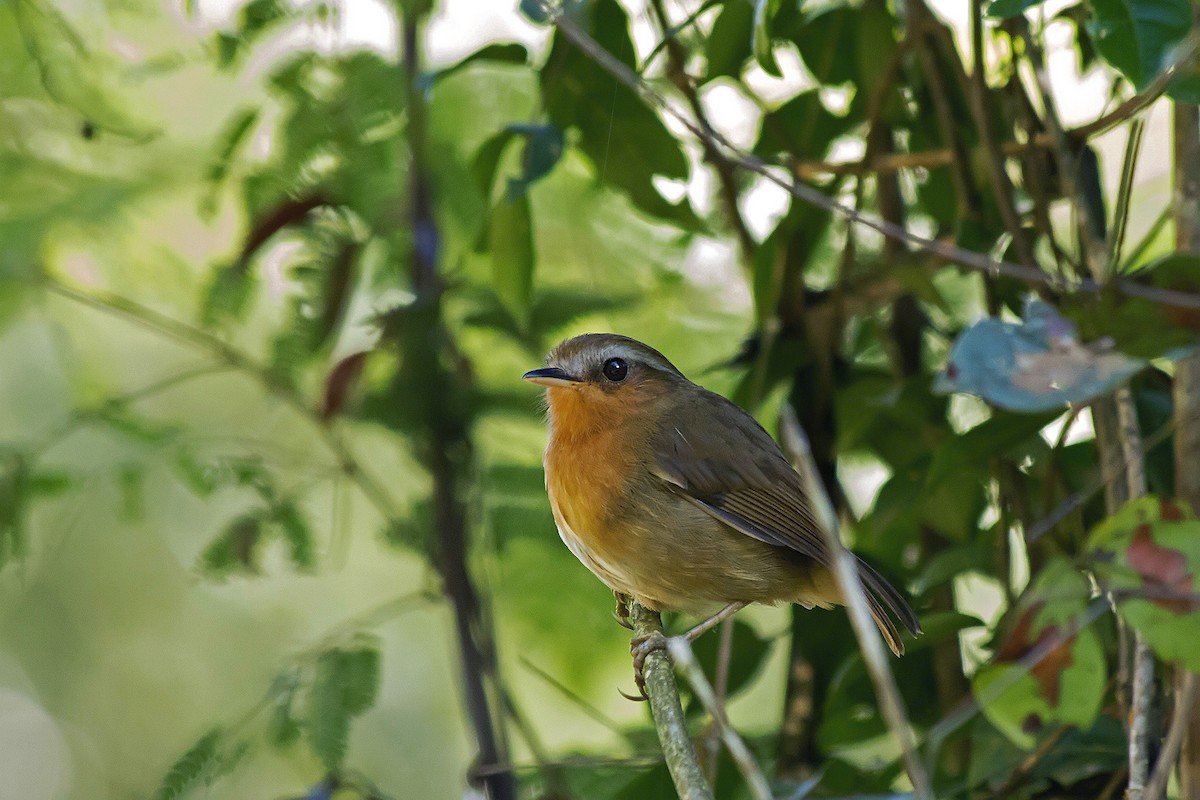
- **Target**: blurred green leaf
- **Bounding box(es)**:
[687,618,771,702]
[154,728,227,800]
[0,457,29,567]
[540,0,696,226]
[488,193,535,331]
[202,107,261,218]
[752,0,783,77]
[200,514,263,576]
[987,0,1048,17]
[306,643,380,770]
[705,0,753,80]
[13,0,158,137]
[974,560,1106,747]
[1087,0,1193,90]
[307,650,352,770]
[118,465,144,522]
[271,501,315,570]
[201,267,256,327]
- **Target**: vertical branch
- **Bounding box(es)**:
[401,10,514,800]
[1173,78,1200,800]
[629,603,714,800]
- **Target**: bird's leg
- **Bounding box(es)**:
[613,590,634,630]
[681,601,748,642]
[624,602,749,701]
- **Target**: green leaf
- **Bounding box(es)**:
[705,0,753,81]
[12,0,158,138]
[201,266,256,327]
[202,107,261,218]
[540,0,696,226]
[973,560,1106,747]
[305,644,380,770]
[435,43,529,84]
[791,7,858,85]
[687,618,770,701]
[118,465,144,522]
[338,643,381,714]
[271,501,314,570]
[267,671,302,748]
[0,457,29,567]
[755,91,858,159]
[488,192,535,330]
[200,514,263,576]
[986,0,1048,17]
[154,728,224,800]
[1087,0,1193,89]
[307,650,351,770]
[752,0,783,77]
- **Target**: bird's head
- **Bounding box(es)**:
[523,334,686,433]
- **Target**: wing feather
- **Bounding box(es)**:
[652,386,920,645]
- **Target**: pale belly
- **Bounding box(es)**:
[548,482,819,614]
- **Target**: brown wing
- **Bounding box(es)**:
[651,386,921,646]
[651,388,831,563]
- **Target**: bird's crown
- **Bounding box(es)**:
[545,333,685,385]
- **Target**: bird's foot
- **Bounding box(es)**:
[622,632,669,701]
[613,591,633,631]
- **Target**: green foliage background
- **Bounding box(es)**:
[3,0,1200,798]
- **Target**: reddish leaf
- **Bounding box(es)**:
[995,602,1075,705]
[321,352,368,421]
[1127,525,1200,613]
[1160,499,1185,522]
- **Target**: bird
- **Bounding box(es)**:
[523,333,921,668]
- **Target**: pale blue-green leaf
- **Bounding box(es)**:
[935,300,1147,411]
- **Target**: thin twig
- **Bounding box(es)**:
[667,636,773,800]
[536,2,1200,311]
[1146,672,1200,800]
[704,616,735,788]
[779,404,934,800]
[629,602,714,800]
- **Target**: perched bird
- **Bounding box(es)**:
[523,333,920,657]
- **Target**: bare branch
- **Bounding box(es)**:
[779,405,934,800]
[536,1,1200,311]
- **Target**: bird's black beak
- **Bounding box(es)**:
[522,367,579,387]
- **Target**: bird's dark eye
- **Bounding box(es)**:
[602,357,628,382]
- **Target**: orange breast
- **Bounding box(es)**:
[542,384,655,593]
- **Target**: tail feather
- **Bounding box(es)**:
[855,557,921,656]
[866,592,905,656]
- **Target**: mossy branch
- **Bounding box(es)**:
[628,602,713,800]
